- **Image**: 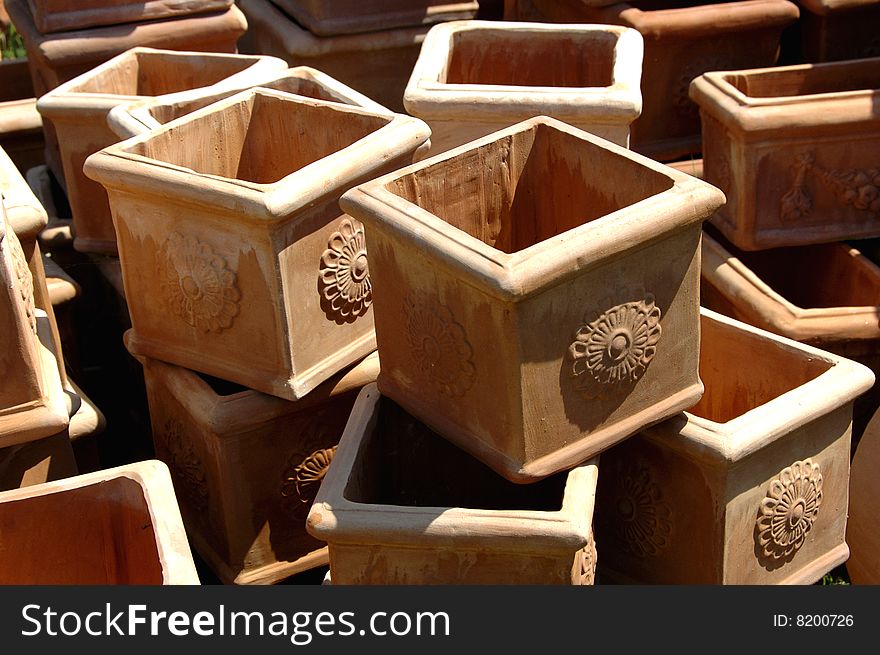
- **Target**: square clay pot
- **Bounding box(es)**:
[794,0,880,62]
[0,59,43,174]
[0,460,200,584]
[36,48,287,254]
[690,58,880,250]
[27,0,234,34]
[307,384,600,585]
[133,343,380,585]
[340,116,725,482]
[404,20,643,156]
[271,0,479,36]
[84,88,430,401]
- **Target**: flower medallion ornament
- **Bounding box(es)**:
[568,294,662,398]
[160,232,240,333]
[404,294,475,398]
[159,419,209,514]
[7,228,36,334]
[573,532,598,585]
[614,467,672,558]
[319,218,372,321]
[756,459,823,561]
[281,446,338,518]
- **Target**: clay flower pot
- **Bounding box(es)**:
[403,20,643,157]
[307,384,600,585]
[847,404,880,584]
[237,0,430,112]
[108,65,390,140]
[27,0,234,34]
[793,0,880,62]
[340,116,725,482]
[36,48,287,254]
[271,0,478,36]
[0,460,200,584]
[132,343,380,585]
[594,308,874,584]
[85,88,430,400]
[691,58,880,250]
[0,58,43,173]
[528,0,800,161]
[1,143,46,258]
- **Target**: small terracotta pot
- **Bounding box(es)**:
[690,58,880,250]
[0,460,200,584]
[307,385,599,585]
[793,0,880,62]
[404,20,643,157]
[594,308,874,584]
[341,116,725,482]
[85,88,430,401]
[0,59,43,174]
[27,0,234,34]
[847,404,880,584]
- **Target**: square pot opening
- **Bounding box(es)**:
[385,123,673,254]
[0,477,164,583]
[723,61,880,99]
[130,93,392,185]
[343,397,567,510]
[688,313,834,424]
[71,51,260,98]
[444,28,617,88]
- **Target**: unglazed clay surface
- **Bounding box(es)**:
[27,0,234,34]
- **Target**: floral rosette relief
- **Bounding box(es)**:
[756,459,823,562]
[319,218,372,323]
[158,418,209,515]
[568,294,662,399]
[281,413,340,519]
[7,227,36,334]
[573,532,598,585]
[610,466,673,559]
[159,232,241,333]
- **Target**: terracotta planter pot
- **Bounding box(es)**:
[27,0,234,34]
[0,460,200,584]
[594,308,873,584]
[690,59,880,250]
[25,164,73,252]
[133,345,380,585]
[307,384,600,585]
[794,0,880,62]
[0,58,43,174]
[270,0,478,36]
[404,21,643,157]
[238,0,429,112]
[85,88,430,400]
[503,0,546,19]
[340,116,725,482]
[527,0,800,162]
[1,141,45,256]
[108,65,389,140]
[36,48,287,254]
[847,404,880,584]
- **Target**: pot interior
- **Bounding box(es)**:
[688,312,834,424]
[444,28,616,88]
[385,122,673,254]
[0,477,164,583]
[71,51,259,97]
[723,60,880,98]
[130,92,391,185]
[343,397,567,510]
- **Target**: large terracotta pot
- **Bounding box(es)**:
[307,385,600,585]
[793,0,880,62]
[270,0,478,36]
[0,460,200,584]
[526,0,800,162]
[340,116,725,482]
[690,58,880,250]
[594,308,874,584]
[237,0,429,112]
[132,343,379,585]
[84,88,430,401]
[847,404,880,584]
[27,0,234,33]
[36,48,287,254]
[0,58,42,173]
[404,20,643,157]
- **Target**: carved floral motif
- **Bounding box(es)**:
[614,466,672,558]
[757,459,823,561]
[573,532,597,585]
[568,295,662,398]
[160,232,240,333]
[7,228,36,334]
[319,218,372,321]
[158,418,209,514]
[674,59,725,117]
[780,151,880,222]
[404,294,475,397]
[281,446,338,518]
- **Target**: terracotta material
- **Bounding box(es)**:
[0,431,77,491]
[0,460,200,583]
[404,21,643,156]
[502,0,546,19]
[28,0,234,34]
[667,157,703,179]
[238,0,429,112]
[794,0,880,62]
[340,116,725,482]
[0,58,43,173]
[25,164,73,251]
[42,252,79,306]
[847,404,880,584]
[0,141,45,255]
[108,65,389,140]
[307,384,599,585]
[528,0,800,162]
[691,59,880,250]
[85,88,430,400]
[594,308,873,584]
[64,378,106,473]
[134,345,380,585]
[36,48,287,254]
